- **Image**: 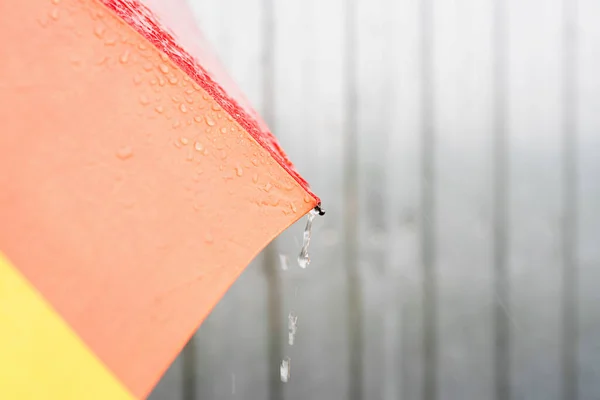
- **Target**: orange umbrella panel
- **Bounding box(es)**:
[0,0,319,398]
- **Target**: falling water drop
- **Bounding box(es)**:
[288,313,298,345]
[297,210,317,268]
[280,358,291,383]
[279,254,289,271]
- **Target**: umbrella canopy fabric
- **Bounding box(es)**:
[0,0,319,398]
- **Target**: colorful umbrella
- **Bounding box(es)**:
[0,0,320,398]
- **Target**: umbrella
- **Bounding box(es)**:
[0,0,320,398]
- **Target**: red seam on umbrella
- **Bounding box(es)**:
[99,0,320,205]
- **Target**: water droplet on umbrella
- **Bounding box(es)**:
[116,146,133,160]
[119,50,130,64]
[205,116,216,127]
[94,26,105,38]
[159,64,169,74]
[179,104,188,113]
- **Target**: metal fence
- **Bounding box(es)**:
[149,0,600,399]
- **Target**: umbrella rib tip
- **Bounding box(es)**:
[314,204,325,216]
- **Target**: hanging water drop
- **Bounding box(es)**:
[297,210,317,268]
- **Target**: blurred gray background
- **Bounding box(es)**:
[149,0,600,399]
